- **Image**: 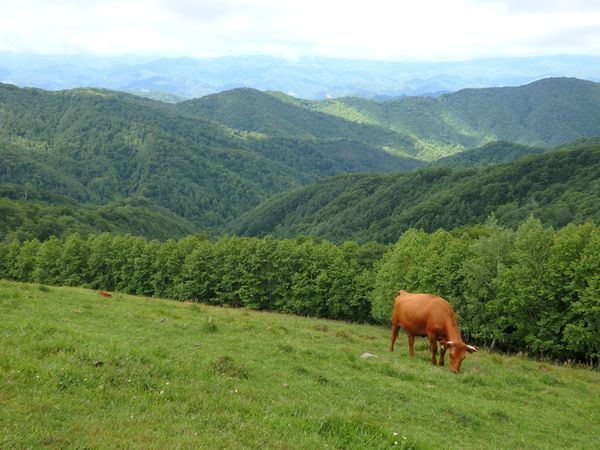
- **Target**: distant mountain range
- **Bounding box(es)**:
[1,77,599,241]
[1,53,599,99]
[181,77,600,159]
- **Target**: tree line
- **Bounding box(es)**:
[0,217,598,364]
[372,217,599,365]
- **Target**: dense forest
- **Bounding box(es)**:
[0,82,419,237]
[1,78,599,241]
[3,138,593,242]
[234,139,600,243]
[1,216,597,364]
[288,77,600,159]
[428,141,546,168]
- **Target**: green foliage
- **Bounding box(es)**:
[0,82,422,241]
[1,233,376,323]
[8,239,40,281]
[1,216,599,362]
[0,187,199,241]
[299,78,600,158]
[492,217,556,353]
[2,79,599,241]
[550,224,600,361]
[370,219,600,363]
[234,140,600,243]
[178,88,425,158]
[430,141,546,168]
[32,236,63,285]
[460,217,515,343]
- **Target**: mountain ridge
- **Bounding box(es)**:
[232,139,600,243]
[2,53,599,99]
[1,78,599,241]
[0,81,420,239]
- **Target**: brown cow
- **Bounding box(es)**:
[389,290,478,373]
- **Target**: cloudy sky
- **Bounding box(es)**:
[1,0,599,61]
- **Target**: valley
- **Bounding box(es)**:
[1,77,599,242]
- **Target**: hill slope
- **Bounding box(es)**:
[430,141,546,168]
[2,78,598,239]
[0,83,419,239]
[233,139,600,243]
[178,88,425,157]
[1,280,598,449]
[288,77,600,158]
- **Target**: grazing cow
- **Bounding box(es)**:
[97,290,112,298]
[389,290,478,373]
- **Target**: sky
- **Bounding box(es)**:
[1,0,599,61]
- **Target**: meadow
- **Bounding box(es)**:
[1,280,599,449]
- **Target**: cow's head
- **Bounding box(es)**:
[445,341,478,373]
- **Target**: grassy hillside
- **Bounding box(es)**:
[233,139,600,243]
[1,280,598,449]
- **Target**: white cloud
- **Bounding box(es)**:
[0,0,599,60]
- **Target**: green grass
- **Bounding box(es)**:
[1,280,599,449]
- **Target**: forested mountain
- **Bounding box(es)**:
[196,78,600,160]
[177,88,425,157]
[430,141,546,168]
[232,139,600,243]
[0,185,198,241]
[1,78,599,241]
[284,77,600,159]
[0,82,418,239]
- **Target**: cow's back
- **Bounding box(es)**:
[393,293,453,336]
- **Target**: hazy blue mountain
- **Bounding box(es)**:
[1,53,599,99]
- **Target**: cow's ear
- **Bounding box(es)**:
[466,345,479,353]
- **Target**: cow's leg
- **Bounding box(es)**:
[408,334,415,357]
[427,333,438,365]
[439,342,447,366]
[390,324,399,352]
